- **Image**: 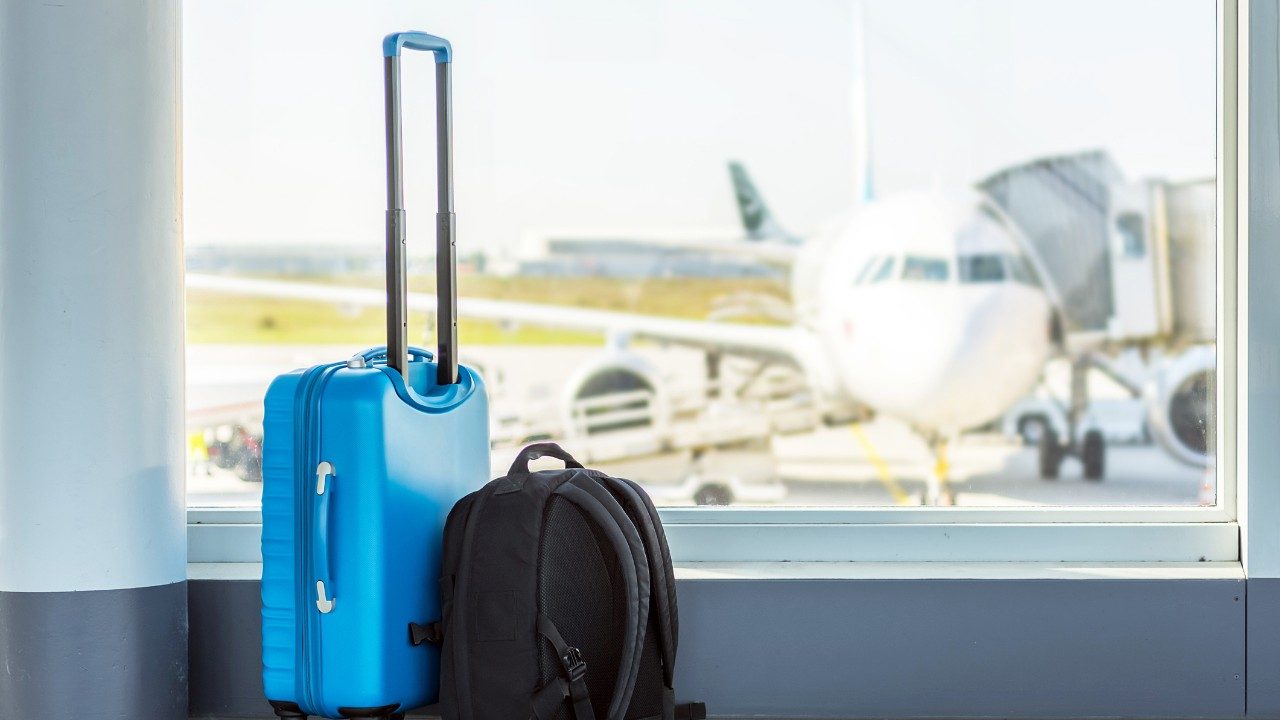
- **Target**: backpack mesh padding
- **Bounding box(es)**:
[627,621,665,719]
[538,496,627,719]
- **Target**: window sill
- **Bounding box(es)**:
[188,508,1238,564]
[187,560,1244,582]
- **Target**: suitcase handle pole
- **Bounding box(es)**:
[383,31,458,385]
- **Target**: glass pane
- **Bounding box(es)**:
[853,256,881,285]
[957,255,1005,283]
[185,0,1217,509]
[1117,213,1148,258]
[902,256,950,282]
[1007,255,1039,287]
[870,256,897,284]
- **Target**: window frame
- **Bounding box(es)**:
[186,0,1243,565]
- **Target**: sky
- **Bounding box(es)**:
[182,0,1216,254]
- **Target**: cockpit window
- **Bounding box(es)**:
[958,254,1005,283]
[957,253,1043,287]
[854,255,880,285]
[901,256,949,282]
[1007,254,1041,287]
[869,256,896,284]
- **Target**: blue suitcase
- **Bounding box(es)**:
[261,31,489,720]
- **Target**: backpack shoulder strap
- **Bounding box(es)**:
[600,476,678,686]
[552,477,651,720]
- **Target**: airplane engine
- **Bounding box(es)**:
[1143,345,1215,467]
[559,352,672,438]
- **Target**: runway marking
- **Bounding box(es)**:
[933,438,953,506]
[850,423,911,505]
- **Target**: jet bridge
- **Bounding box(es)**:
[980,150,1215,347]
[981,151,1217,473]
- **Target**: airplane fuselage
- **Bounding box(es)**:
[795,191,1054,436]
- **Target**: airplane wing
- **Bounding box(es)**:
[528,235,800,267]
[187,273,808,361]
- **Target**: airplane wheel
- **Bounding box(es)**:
[1039,430,1063,480]
[694,484,733,506]
[1017,414,1050,446]
[1082,429,1105,481]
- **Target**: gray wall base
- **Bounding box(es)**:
[1248,578,1280,718]
[678,577,1244,718]
[190,575,1254,719]
[190,579,267,718]
[0,580,188,720]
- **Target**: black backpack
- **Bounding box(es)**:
[431,443,705,720]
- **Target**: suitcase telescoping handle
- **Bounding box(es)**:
[383,31,457,384]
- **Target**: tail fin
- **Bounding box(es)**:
[729,161,796,243]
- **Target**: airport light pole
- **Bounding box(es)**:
[0,1,187,718]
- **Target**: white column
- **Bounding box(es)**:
[0,0,184,593]
[0,0,186,716]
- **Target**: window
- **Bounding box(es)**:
[957,255,1005,283]
[901,255,950,282]
[1007,254,1041,287]
[184,0,1231,565]
[1117,212,1148,258]
[869,255,896,284]
[853,255,881,285]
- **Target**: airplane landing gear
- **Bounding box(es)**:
[1082,429,1105,481]
[924,437,956,506]
[1037,357,1109,482]
[1036,428,1107,481]
[1038,430,1063,480]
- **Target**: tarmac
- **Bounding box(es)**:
[185,344,1209,508]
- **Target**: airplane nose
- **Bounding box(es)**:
[861,286,1050,429]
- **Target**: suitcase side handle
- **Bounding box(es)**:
[383,31,458,385]
[313,461,336,614]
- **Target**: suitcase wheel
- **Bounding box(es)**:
[267,700,307,720]
[337,703,401,719]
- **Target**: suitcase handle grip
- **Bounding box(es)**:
[383,31,451,62]
[383,31,458,386]
[313,462,336,614]
[509,442,584,476]
[358,345,434,364]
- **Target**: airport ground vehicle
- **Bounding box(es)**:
[207,423,263,482]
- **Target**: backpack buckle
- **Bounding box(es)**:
[560,646,586,681]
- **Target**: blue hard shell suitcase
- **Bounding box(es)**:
[261,31,488,720]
